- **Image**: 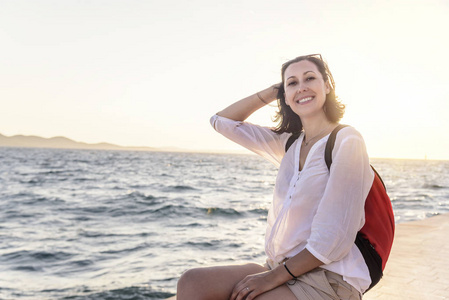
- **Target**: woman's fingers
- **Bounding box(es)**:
[230,270,273,300]
[230,280,262,300]
[230,278,250,300]
[230,283,244,299]
[236,287,260,300]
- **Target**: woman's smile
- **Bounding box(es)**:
[295,96,315,105]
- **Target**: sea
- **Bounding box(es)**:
[1,147,448,300]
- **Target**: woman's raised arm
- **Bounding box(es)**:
[217,84,281,121]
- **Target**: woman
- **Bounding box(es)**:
[177,54,373,300]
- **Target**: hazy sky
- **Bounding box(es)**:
[1,0,448,160]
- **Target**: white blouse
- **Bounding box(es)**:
[210,114,374,293]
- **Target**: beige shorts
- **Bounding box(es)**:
[266,260,362,300]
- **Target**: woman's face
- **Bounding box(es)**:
[283,60,330,121]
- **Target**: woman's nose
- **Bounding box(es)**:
[296,83,308,93]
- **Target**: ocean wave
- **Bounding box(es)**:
[1,250,74,263]
[7,191,36,199]
[150,204,246,219]
[37,170,67,175]
[423,183,447,189]
[185,240,221,249]
[163,185,197,192]
[3,211,40,220]
[248,208,269,215]
[9,195,65,206]
[69,259,94,267]
[78,206,109,214]
[99,243,151,255]
[19,177,47,184]
[74,177,95,182]
[171,222,203,228]
[13,265,43,272]
[152,204,191,217]
[204,207,243,217]
[77,230,131,238]
[159,173,174,177]
[125,191,163,203]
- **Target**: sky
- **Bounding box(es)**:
[1,0,449,160]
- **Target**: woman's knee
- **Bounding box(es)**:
[177,263,267,300]
[178,267,203,287]
[177,267,210,300]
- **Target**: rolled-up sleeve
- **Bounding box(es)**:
[305,129,374,264]
[210,114,290,167]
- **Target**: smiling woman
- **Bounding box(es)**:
[172,54,392,300]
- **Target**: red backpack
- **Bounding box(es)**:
[286,125,395,291]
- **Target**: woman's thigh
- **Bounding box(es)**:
[253,284,298,300]
[177,263,267,300]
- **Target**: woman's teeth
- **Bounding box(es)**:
[297,96,313,104]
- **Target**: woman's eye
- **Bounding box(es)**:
[306,77,316,81]
[287,81,297,86]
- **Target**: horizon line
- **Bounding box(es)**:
[0,132,445,162]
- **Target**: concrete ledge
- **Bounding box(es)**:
[166,213,449,300]
[364,213,449,299]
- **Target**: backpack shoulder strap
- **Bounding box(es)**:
[325,125,388,191]
[285,132,301,153]
[325,124,349,170]
[371,165,387,190]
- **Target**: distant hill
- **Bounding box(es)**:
[0,132,157,151]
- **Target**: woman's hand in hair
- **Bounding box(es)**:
[216,84,280,121]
